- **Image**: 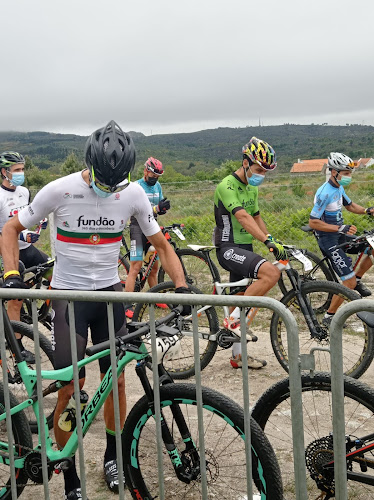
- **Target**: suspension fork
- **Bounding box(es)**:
[135,360,199,483]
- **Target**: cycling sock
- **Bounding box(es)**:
[324,312,334,318]
[17,338,25,351]
[232,343,242,357]
[63,456,80,494]
[104,429,118,464]
[229,307,241,321]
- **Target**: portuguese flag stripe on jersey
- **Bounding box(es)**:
[57,228,122,245]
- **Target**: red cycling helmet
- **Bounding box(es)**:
[145,157,164,175]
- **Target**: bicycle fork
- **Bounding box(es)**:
[135,361,200,483]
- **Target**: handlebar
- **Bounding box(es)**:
[85,305,183,356]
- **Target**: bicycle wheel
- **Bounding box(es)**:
[270,281,374,378]
[0,321,56,433]
[278,250,335,296]
[118,254,130,288]
[158,249,220,294]
[0,382,33,499]
[252,372,374,499]
[132,282,219,379]
[123,383,283,499]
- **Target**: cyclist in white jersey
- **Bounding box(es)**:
[0,151,48,362]
[1,121,190,500]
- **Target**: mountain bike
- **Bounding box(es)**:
[134,244,374,379]
[0,321,55,433]
[118,224,220,294]
[278,225,374,297]
[0,303,283,499]
[19,260,54,331]
[252,372,374,499]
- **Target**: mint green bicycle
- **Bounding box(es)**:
[0,305,282,499]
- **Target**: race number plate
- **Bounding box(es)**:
[172,227,185,240]
[366,235,374,249]
[290,249,313,271]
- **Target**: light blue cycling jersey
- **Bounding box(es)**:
[310,179,352,236]
[135,178,163,208]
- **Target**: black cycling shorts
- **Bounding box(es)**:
[51,282,127,376]
[129,223,153,261]
[19,245,48,269]
[216,243,267,282]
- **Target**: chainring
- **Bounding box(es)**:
[25,451,53,484]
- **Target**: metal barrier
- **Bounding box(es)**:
[330,299,374,500]
[0,288,305,499]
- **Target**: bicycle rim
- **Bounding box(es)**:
[252,372,374,500]
[123,384,283,499]
[0,322,56,433]
[132,282,219,379]
[270,280,374,378]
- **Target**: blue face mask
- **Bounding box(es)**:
[91,181,113,198]
[10,172,25,187]
[338,176,352,187]
[246,167,265,186]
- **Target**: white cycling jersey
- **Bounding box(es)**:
[18,171,160,290]
[0,184,31,250]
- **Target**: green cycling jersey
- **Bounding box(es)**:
[214,173,259,245]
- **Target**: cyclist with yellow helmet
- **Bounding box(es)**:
[214,137,286,369]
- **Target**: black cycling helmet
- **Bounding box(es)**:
[84,120,136,188]
[0,151,25,169]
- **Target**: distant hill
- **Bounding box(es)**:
[1,124,374,173]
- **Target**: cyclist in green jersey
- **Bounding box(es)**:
[214,137,286,369]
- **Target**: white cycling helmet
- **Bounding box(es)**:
[328,152,355,172]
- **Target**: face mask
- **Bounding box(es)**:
[145,176,158,186]
[338,176,352,187]
[9,172,25,187]
[246,167,265,186]
[91,181,113,198]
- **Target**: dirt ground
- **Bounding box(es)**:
[18,294,374,499]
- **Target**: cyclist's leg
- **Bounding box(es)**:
[124,223,144,292]
[318,235,357,318]
[51,296,88,497]
[90,282,127,492]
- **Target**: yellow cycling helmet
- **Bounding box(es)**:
[242,137,277,170]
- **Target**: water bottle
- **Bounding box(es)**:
[144,245,156,265]
[58,390,89,432]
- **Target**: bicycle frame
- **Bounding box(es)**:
[0,332,148,469]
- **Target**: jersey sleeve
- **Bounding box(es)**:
[18,182,58,228]
[132,185,160,237]
[342,188,352,206]
[310,189,330,220]
[216,177,244,214]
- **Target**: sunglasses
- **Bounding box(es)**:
[147,166,163,175]
[91,168,130,194]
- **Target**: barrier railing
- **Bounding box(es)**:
[330,299,374,500]
[0,288,305,499]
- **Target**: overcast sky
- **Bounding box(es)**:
[1,0,373,136]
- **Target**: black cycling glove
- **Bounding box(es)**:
[154,198,171,215]
[338,225,353,234]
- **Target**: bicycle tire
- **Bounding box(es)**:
[158,248,220,294]
[123,383,283,499]
[270,280,374,378]
[118,254,130,288]
[252,372,374,499]
[1,321,56,433]
[0,382,33,499]
[278,249,335,297]
[132,281,219,379]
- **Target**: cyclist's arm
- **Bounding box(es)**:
[1,215,26,273]
[234,210,268,242]
[345,202,366,215]
[253,213,268,235]
[147,231,187,288]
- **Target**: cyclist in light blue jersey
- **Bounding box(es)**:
[125,157,170,298]
[309,152,374,326]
